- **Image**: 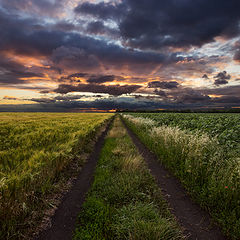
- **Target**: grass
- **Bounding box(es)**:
[74,117,183,240]
[122,113,240,239]
[126,112,240,153]
[0,113,113,240]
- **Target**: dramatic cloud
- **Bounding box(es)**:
[76,0,240,50]
[153,89,167,98]
[148,81,179,89]
[214,71,231,85]
[233,41,240,62]
[59,73,87,82]
[85,21,119,37]
[59,73,123,85]
[234,51,240,62]
[174,89,211,104]
[202,84,240,96]
[0,0,240,111]
[74,1,125,21]
[0,56,44,84]
[212,96,240,104]
[87,75,115,84]
[0,7,177,78]
[53,94,101,101]
[29,98,56,103]
[53,83,142,95]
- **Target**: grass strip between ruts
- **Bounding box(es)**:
[73,117,183,240]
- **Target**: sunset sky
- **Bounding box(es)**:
[0,0,240,111]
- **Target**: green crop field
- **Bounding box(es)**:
[122,113,240,239]
[0,113,113,239]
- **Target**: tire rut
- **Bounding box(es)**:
[35,117,113,240]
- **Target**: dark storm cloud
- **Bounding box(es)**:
[54,94,104,101]
[54,95,85,101]
[202,74,209,79]
[0,9,65,56]
[54,21,78,32]
[0,57,44,84]
[174,90,211,104]
[167,85,240,106]
[74,1,125,21]
[59,73,122,85]
[212,96,240,104]
[53,83,141,95]
[28,94,97,103]
[161,84,240,106]
[1,0,240,110]
[86,21,119,37]
[233,41,240,62]
[151,87,213,104]
[1,97,163,111]
[48,80,239,107]
[87,75,118,84]
[234,51,240,62]
[153,89,167,97]
[214,71,231,85]
[29,98,56,103]
[2,92,240,112]
[202,84,240,96]
[50,44,174,74]
[59,73,88,83]
[35,97,176,111]
[86,21,108,34]
[59,73,126,85]
[148,81,179,89]
[121,0,240,50]
[72,92,239,108]
[76,0,240,50]
[0,7,189,80]
[67,73,87,78]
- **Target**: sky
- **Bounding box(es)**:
[0,0,240,111]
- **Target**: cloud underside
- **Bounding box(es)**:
[4,83,239,111]
[0,0,240,110]
[76,0,240,49]
[1,94,240,112]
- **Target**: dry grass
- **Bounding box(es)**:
[108,117,127,138]
[121,153,143,172]
[123,114,156,127]
[109,117,143,172]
